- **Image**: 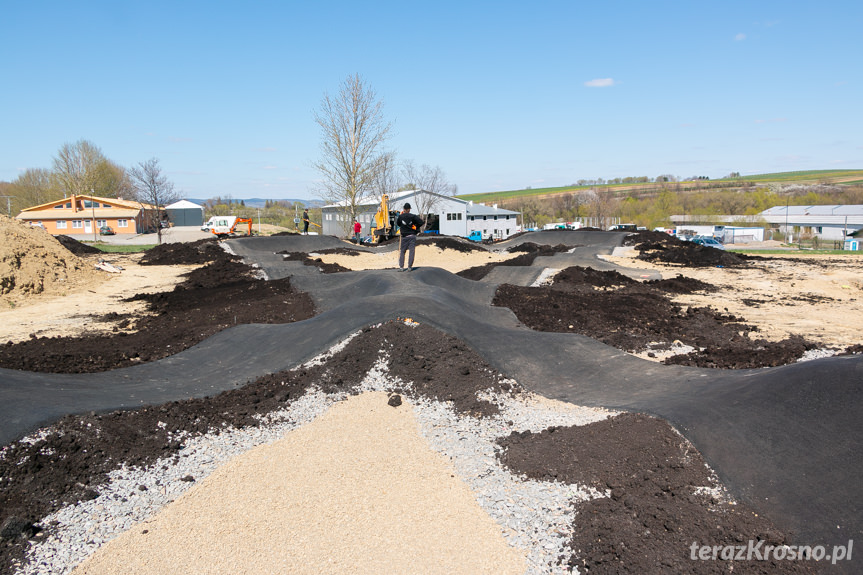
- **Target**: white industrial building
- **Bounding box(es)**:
[671,204,863,247]
[759,204,863,241]
[321,189,521,241]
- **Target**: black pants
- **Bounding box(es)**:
[398,234,418,268]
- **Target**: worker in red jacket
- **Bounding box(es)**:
[353,219,362,244]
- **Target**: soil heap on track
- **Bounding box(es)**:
[0,238,315,373]
[0,215,102,299]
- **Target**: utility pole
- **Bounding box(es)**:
[0,196,12,216]
[91,189,97,241]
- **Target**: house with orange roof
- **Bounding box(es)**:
[15,194,163,236]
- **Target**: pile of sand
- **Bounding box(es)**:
[0,215,103,301]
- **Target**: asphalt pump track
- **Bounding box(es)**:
[0,230,860,562]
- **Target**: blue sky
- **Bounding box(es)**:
[2,1,861,200]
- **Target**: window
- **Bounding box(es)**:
[57,220,67,229]
[118,219,128,228]
[97,220,107,227]
[83,200,98,208]
[66,202,72,208]
[54,204,63,209]
[72,220,83,229]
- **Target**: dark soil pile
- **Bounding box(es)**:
[498,414,816,574]
[312,247,361,256]
[0,322,513,573]
[457,243,572,281]
[54,235,102,255]
[0,260,315,373]
[138,238,230,266]
[493,266,817,368]
[624,230,758,268]
[418,236,488,253]
[278,251,352,273]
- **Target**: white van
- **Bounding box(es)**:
[201,216,237,232]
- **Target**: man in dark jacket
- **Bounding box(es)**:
[395,203,425,271]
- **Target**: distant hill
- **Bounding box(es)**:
[185,198,325,209]
[456,169,863,204]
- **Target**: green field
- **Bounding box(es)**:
[83,243,156,253]
[456,169,863,204]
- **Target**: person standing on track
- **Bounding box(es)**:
[302,209,310,235]
[395,203,424,272]
[353,218,362,244]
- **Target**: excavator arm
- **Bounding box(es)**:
[230,218,254,237]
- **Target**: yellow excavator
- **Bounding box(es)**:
[371,194,398,243]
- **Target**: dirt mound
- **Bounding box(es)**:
[418,236,487,253]
[624,231,753,268]
[553,266,636,290]
[498,413,815,574]
[0,258,315,373]
[457,243,571,280]
[278,251,352,273]
[139,238,230,266]
[54,235,102,255]
[313,247,362,256]
[0,215,102,299]
[494,266,816,368]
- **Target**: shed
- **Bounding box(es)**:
[165,200,204,227]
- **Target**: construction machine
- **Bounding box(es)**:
[371,194,398,243]
[210,217,254,239]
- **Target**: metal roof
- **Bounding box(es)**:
[761,204,863,216]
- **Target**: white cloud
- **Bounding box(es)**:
[262,165,277,170]
[584,78,615,88]
[734,33,746,41]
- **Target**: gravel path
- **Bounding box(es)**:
[21,347,615,575]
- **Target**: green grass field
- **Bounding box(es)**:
[84,243,156,253]
[456,169,863,204]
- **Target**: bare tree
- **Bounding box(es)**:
[586,188,619,230]
[401,161,455,230]
[52,140,107,198]
[312,74,392,235]
[127,158,179,244]
[370,152,400,201]
[10,168,61,214]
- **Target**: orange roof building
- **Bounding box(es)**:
[16,194,162,236]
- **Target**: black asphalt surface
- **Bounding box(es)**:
[1,230,860,572]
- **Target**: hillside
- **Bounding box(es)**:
[456,169,863,204]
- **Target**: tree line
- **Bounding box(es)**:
[0,140,178,241]
[501,183,863,231]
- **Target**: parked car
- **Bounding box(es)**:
[99,226,116,236]
[691,236,725,250]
